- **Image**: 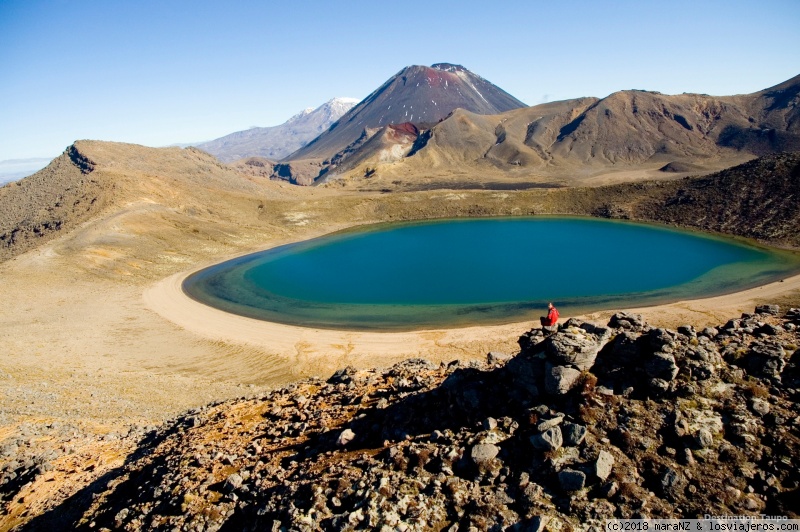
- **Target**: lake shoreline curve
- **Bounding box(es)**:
[145,246,800,364]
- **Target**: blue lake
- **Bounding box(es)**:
[183,217,800,330]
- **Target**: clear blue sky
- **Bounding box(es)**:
[1,0,798,161]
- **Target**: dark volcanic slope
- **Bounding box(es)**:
[550,152,800,248]
[630,152,800,244]
[287,63,527,162]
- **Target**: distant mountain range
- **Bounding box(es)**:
[194,63,800,188]
[289,63,527,165]
[274,68,800,186]
[194,98,359,162]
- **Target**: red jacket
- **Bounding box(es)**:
[543,307,559,326]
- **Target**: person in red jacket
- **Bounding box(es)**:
[540,302,559,327]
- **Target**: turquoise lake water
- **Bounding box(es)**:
[183,217,800,330]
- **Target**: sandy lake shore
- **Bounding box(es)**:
[147,265,800,363]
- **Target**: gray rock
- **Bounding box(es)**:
[530,426,563,452]
[680,448,695,465]
[745,344,786,379]
[594,450,615,481]
[482,417,498,430]
[755,304,780,316]
[723,318,742,331]
[688,360,714,380]
[545,326,611,370]
[518,482,545,513]
[750,398,770,416]
[487,351,512,365]
[535,415,564,433]
[114,508,130,527]
[695,428,714,448]
[328,366,356,384]
[645,352,679,381]
[336,428,356,447]
[558,469,586,491]
[755,323,783,336]
[647,328,674,351]
[562,422,587,447]
[562,318,610,336]
[743,496,764,511]
[598,481,619,499]
[608,312,646,331]
[602,331,642,368]
[544,364,582,395]
[470,444,500,467]
[660,468,688,500]
[503,354,545,398]
[0,443,18,459]
[648,378,670,395]
[223,473,243,493]
[529,404,550,416]
[542,325,559,335]
[700,327,719,338]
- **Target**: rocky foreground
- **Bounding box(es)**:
[5,306,800,531]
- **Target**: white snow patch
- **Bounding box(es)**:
[466,80,489,104]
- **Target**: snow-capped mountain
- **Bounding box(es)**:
[287,64,527,163]
[194,97,358,162]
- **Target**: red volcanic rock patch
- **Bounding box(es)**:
[387,122,420,140]
[424,67,457,88]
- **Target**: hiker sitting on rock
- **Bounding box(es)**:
[540,302,559,327]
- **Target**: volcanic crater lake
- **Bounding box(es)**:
[183,217,800,330]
